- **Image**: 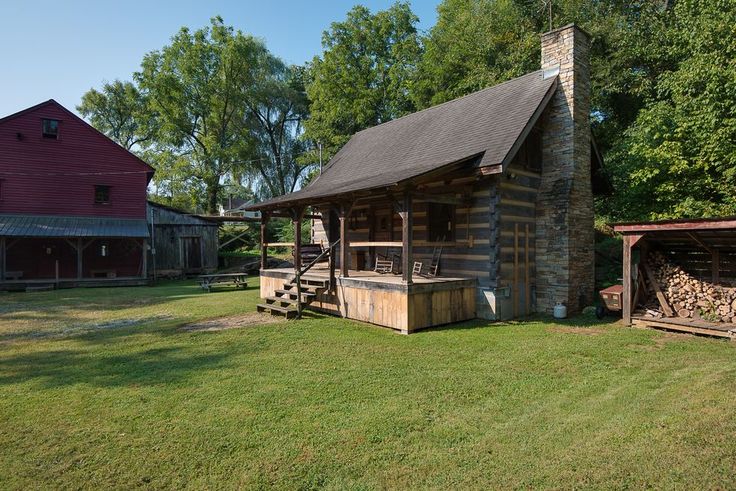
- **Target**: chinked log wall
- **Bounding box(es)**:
[314,164,541,321]
[496,165,540,319]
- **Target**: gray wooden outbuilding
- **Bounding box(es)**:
[147,201,219,278]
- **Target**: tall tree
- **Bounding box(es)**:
[135,17,266,213]
[243,64,312,199]
[604,0,736,220]
[304,2,422,158]
[77,80,153,150]
[412,0,539,109]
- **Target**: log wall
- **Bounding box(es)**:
[496,166,541,319]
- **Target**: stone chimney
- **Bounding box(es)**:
[535,24,595,314]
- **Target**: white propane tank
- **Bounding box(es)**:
[553,302,567,319]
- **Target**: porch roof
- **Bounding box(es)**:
[249,70,558,210]
[0,214,150,238]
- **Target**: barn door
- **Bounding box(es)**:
[182,237,202,271]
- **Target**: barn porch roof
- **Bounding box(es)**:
[0,214,150,238]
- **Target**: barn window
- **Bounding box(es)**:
[42,119,59,139]
[428,203,455,242]
[94,185,111,204]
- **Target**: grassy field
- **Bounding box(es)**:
[0,280,735,489]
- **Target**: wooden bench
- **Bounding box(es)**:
[198,273,248,292]
[4,271,23,280]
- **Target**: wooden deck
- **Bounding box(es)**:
[632,313,736,339]
[263,266,472,289]
[260,267,477,333]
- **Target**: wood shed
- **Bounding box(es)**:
[614,217,736,339]
[147,202,219,278]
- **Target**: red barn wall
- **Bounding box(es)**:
[0,101,151,219]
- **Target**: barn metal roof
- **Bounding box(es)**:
[0,215,150,237]
[249,69,557,210]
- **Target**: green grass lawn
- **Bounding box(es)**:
[1,280,735,489]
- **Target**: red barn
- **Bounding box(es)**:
[0,99,154,289]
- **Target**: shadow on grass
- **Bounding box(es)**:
[420,313,618,334]
[0,332,239,388]
[0,281,258,332]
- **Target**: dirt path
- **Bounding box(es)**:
[179,312,286,332]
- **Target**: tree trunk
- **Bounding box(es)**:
[206,180,220,215]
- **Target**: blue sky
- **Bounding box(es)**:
[0,0,439,117]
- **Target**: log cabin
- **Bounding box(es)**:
[249,24,606,333]
[0,99,154,290]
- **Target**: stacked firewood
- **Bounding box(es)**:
[647,251,735,323]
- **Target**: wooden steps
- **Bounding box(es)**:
[257,303,299,319]
[257,277,328,318]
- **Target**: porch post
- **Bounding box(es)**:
[339,203,350,278]
[400,190,413,285]
[292,207,305,272]
[77,238,83,279]
[622,234,632,326]
[141,238,148,279]
[712,249,720,284]
[0,237,5,282]
[260,213,269,270]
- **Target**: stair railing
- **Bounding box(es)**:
[292,238,341,318]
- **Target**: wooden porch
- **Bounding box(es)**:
[260,266,476,334]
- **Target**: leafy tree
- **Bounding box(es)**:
[412,0,539,108]
[135,17,267,213]
[243,64,313,199]
[304,2,422,158]
[77,80,153,150]
[604,0,736,220]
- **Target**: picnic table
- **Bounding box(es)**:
[198,272,248,292]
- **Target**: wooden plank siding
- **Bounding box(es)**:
[0,100,151,219]
[148,203,219,276]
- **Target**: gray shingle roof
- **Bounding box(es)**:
[0,215,150,237]
[250,70,557,210]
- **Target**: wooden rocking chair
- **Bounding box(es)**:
[374,258,394,274]
[425,245,443,278]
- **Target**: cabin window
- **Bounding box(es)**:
[94,185,111,204]
[42,119,59,139]
[428,203,455,242]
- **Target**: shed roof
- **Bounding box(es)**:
[613,216,736,233]
[0,215,150,237]
[250,70,557,210]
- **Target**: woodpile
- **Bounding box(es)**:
[645,251,736,323]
